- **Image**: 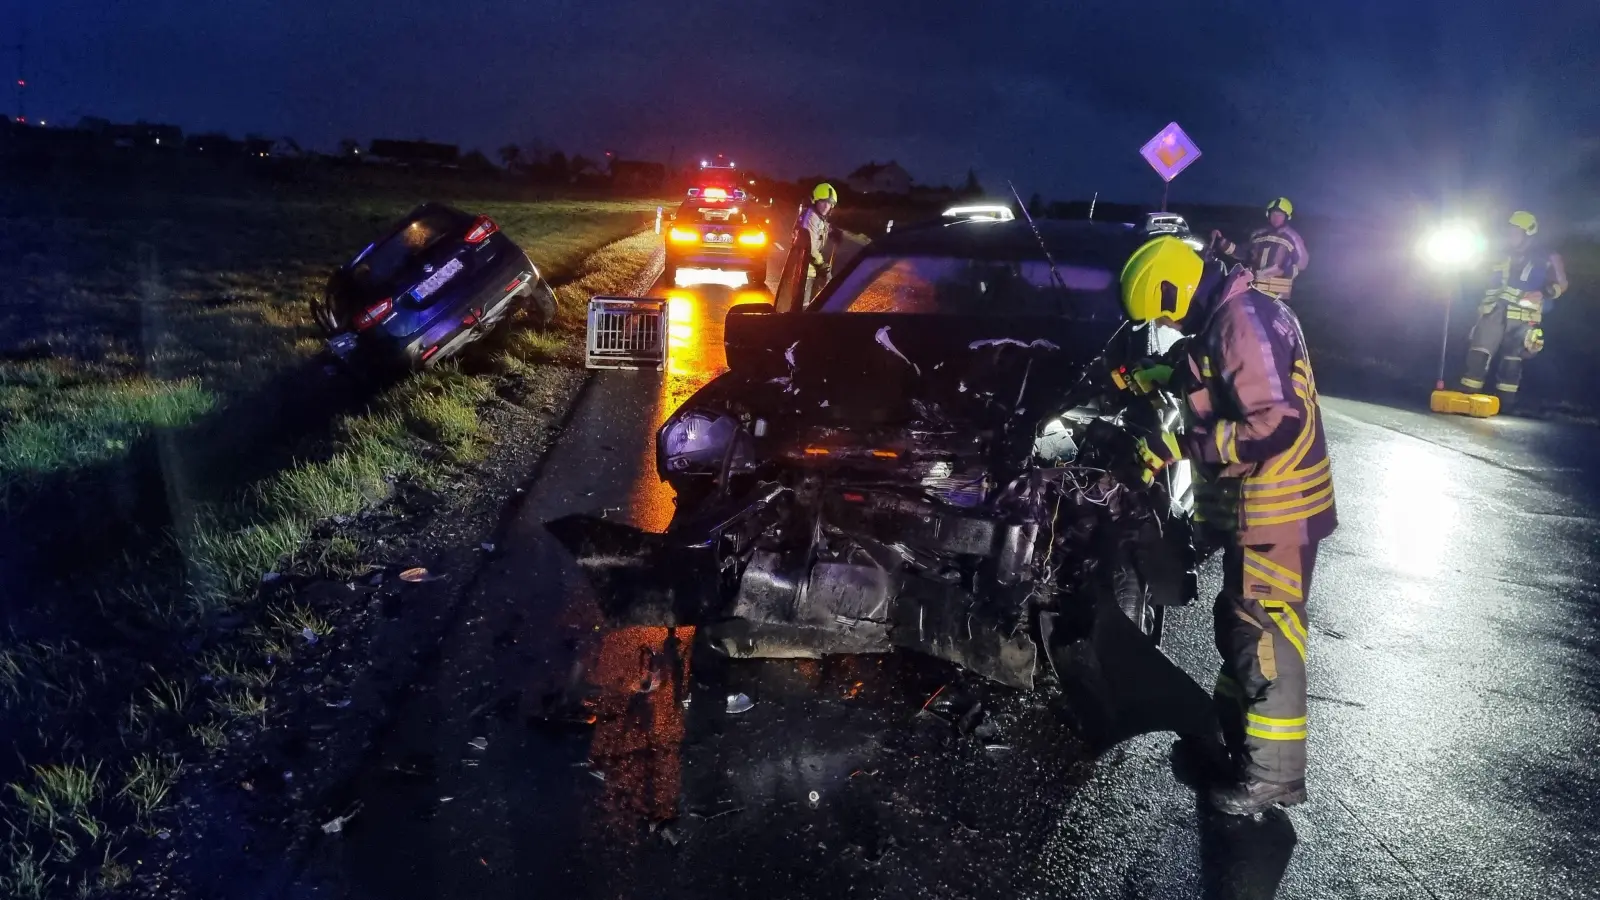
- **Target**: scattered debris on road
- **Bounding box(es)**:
[726,692,754,714]
[468,736,488,752]
[321,802,363,835]
[399,567,446,583]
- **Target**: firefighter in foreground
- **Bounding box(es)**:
[798,183,838,305]
[1210,197,1309,302]
[1460,211,1569,408]
[1122,236,1338,815]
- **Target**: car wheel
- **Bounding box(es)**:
[746,262,768,289]
[525,278,557,329]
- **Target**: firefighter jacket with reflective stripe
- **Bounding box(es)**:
[1180,267,1337,545]
[798,205,831,273]
[1219,225,1308,299]
[1481,244,1568,324]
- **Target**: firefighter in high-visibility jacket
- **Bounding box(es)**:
[1121,236,1337,815]
[1210,197,1309,302]
[798,183,839,305]
[1460,211,1569,406]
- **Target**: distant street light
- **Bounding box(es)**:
[1418,221,1484,271]
[1418,220,1486,393]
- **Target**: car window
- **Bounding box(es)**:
[816,255,1120,318]
[676,200,747,225]
[353,208,464,288]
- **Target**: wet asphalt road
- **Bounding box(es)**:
[289,250,1600,899]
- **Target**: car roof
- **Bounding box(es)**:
[862,219,1148,266]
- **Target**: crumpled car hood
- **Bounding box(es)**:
[721,311,1116,427]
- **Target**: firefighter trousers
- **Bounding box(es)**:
[1461,308,1540,395]
[1213,543,1316,786]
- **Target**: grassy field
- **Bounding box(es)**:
[0,173,665,897]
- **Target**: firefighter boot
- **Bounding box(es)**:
[1208,776,1307,816]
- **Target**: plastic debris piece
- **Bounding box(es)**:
[589,769,606,782]
[984,744,1013,752]
[301,627,319,644]
[326,699,352,708]
[725,693,754,714]
[321,803,362,835]
[399,567,444,583]
[681,696,692,709]
[468,736,488,752]
[261,572,281,584]
[440,796,454,803]
[481,542,496,552]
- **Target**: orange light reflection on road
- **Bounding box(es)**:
[584,272,778,852]
[584,625,693,837]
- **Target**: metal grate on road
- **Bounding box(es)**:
[586,296,667,370]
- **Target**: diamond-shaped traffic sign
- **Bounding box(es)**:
[1140,122,1201,183]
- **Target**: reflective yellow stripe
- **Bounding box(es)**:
[1244,549,1303,588]
[1241,550,1305,592]
[1268,612,1308,661]
[1263,600,1308,643]
[1244,463,1331,498]
[1245,562,1303,599]
[1284,400,1321,472]
[1249,493,1335,527]
[1246,725,1307,741]
[1247,712,1306,727]
[1247,483,1333,513]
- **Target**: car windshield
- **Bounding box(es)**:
[816,254,1121,318]
[351,207,465,289]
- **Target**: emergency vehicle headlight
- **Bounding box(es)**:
[1419,222,1485,271]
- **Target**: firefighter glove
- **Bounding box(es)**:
[1133,432,1184,486]
[1524,327,1545,353]
[1110,361,1176,396]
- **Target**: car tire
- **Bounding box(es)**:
[525,278,557,329]
[746,262,768,289]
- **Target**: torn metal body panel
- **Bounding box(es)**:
[552,218,1218,747]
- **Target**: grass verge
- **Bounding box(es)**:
[0,179,665,896]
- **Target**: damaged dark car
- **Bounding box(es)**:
[552,216,1217,748]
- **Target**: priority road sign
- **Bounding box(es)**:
[1141,122,1201,183]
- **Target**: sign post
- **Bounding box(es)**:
[1140,122,1202,211]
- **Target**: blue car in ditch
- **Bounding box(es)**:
[315,202,557,372]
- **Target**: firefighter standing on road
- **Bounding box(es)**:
[1211,197,1309,302]
[1121,236,1337,816]
[1460,211,1568,408]
[799,183,838,305]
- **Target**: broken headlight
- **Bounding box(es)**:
[658,410,749,477]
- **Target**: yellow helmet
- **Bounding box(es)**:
[1120,236,1204,324]
[812,183,839,204]
[1509,210,1538,236]
[1267,196,1294,219]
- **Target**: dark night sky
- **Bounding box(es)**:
[7,1,1598,216]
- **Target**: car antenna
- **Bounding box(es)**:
[1008,181,1067,292]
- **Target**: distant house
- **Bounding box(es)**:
[368,139,460,167]
[186,133,244,157]
[85,120,182,150]
[610,159,667,192]
[242,137,275,159]
[846,160,912,195]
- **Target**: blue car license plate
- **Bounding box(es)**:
[328,332,358,358]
